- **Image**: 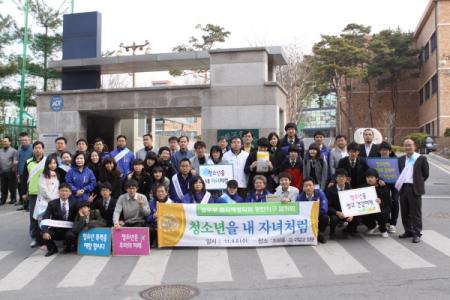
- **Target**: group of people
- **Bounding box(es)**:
[0,123,429,256]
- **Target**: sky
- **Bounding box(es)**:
[4,0,430,55]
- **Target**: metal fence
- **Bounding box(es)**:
[0,116,36,148]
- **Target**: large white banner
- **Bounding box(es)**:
[338,186,381,217]
[157,201,320,247]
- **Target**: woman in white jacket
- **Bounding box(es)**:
[33,155,61,221]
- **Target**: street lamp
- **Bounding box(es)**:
[119,40,150,87]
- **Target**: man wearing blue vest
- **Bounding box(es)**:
[110,135,135,179]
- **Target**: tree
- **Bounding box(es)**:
[24,0,64,91]
[170,24,230,82]
[368,28,419,143]
[309,24,371,137]
[276,44,314,123]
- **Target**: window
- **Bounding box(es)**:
[432,74,438,94]
[425,123,431,135]
[419,88,424,105]
[418,52,423,69]
[431,121,435,136]
[431,32,437,53]
[424,42,430,61]
[425,81,430,100]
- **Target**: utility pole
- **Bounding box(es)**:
[119,40,150,87]
[18,0,30,134]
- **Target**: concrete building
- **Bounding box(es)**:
[342,0,450,142]
[36,12,287,152]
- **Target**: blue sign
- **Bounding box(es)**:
[49,96,64,112]
[78,228,111,256]
[366,158,400,184]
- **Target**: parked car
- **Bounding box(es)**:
[420,136,437,154]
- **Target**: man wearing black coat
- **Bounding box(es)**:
[358,128,379,158]
[337,142,369,189]
[92,182,117,227]
[396,139,429,243]
[41,183,77,256]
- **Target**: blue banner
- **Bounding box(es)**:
[366,158,400,184]
[78,228,111,256]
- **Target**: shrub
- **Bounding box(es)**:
[403,132,428,147]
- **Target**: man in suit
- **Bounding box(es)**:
[325,168,355,239]
[337,142,369,189]
[93,182,117,227]
[396,138,429,243]
[329,135,348,176]
[41,183,77,256]
[358,128,379,158]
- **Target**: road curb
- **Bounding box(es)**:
[429,152,450,166]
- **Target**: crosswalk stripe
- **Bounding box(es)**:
[197,248,233,283]
[363,236,435,269]
[313,241,369,275]
[125,249,172,286]
[257,247,302,279]
[0,250,57,291]
[421,230,450,257]
[58,256,110,288]
[0,251,12,261]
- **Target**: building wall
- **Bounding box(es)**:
[437,0,450,135]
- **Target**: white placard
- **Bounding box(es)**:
[338,186,381,217]
[199,164,234,190]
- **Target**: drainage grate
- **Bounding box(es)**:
[140,285,199,300]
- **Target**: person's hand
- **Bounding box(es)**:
[119,221,125,226]
[346,216,353,222]
[127,172,133,180]
[250,161,257,170]
[137,197,145,207]
[22,194,28,202]
[281,197,290,203]
[87,194,96,203]
[378,180,386,186]
[376,198,381,204]
[114,223,121,229]
[153,213,158,221]
[327,182,335,188]
[43,233,51,240]
[336,211,345,219]
[76,190,84,196]
[191,169,197,176]
[267,161,273,170]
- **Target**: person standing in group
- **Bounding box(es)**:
[158,146,176,180]
[17,132,33,210]
[98,157,123,199]
[147,184,173,247]
[268,132,286,177]
[65,151,97,203]
[58,151,72,181]
[170,158,194,203]
[313,131,331,162]
[88,150,102,181]
[171,135,194,173]
[217,137,230,154]
[190,141,209,175]
[279,145,303,191]
[92,182,117,227]
[110,135,135,179]
[168,136,179,156]
[244,138,275,192]
[149,165,170,201]
[303,143,328,191]
[182,176,212,204]
[222,136,249,198]
[337,142,369,189]
[76,138,89,156]
[329,135,348,176]
[216,180,244,203]
[207,145,225,165]
[52,137,67,164]
[22,141,46,248]
[245,175,270,203]
[127,159,151,198]
[136,133,157,161]
[241,130,256,153]
[93,138,109,160]
[113,179,150,228]
[281,122,305,159]
[359,128,379,158]
[396,138,429,243]
[0,136,18,205]
[297,177,329,244]
[274,172,299,202]
[378,141,399,233]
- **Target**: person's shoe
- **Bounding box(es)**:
[329,232,336,240]
[16,207,25,211]
[366,225,379,236]
[381,231,389,238]
[412,236,421,243]
[387,225,396,233]
[30,239,37,248]
[399,232,412,239]
[39,245,48,252]
[8,200,16,205]
[318,234,327,244]
[45,248,58,257]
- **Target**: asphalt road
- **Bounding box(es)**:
[0,154,449,300]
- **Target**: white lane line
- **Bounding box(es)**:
[0,250,57,291]
[313,240,368,275]
[428,158,450,175]
[58,256,110,287]
[423,195,450,199]
[0,251,12,261]
[197,248,233,283]
[363,236,435,269]
[421,230,450,257]
[257,247,302,279]
[125,249,172,286]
